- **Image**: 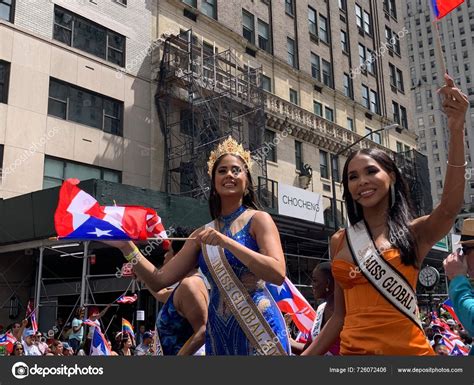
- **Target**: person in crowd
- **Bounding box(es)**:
[134,331,154,356]
[304,74,468,355]
[443,218,474,355]
[22,329,42,356]
[116,332,134,356]
[84,304,111,355]
[104,137,290,355]
[11,341,24,356]
[50,340,64,356]
[68,307,85,354]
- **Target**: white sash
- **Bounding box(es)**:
[346,220,423,330]
[311,302,326,340]
[201,219,287,356]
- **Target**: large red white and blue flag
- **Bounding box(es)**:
[431,0,465,19]
[54,179,169,242]
[266,277,316,334]
[90,327,111,356]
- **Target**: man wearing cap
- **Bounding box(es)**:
[134,331,154,356]
[443,218,474,354]
[22,329,42,356]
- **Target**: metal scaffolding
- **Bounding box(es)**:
[155,29,266,199]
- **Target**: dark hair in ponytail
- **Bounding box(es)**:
[209,155,261,219]
[342,148,418,266]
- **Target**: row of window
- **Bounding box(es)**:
[2,3,127,68]
[242,9,271,53]
[182,0,217,19]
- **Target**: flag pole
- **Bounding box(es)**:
[429,1,447,81]
[49,236,195,241]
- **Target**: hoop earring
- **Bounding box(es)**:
[390,183,396,209]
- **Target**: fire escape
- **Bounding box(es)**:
[155,29,266,200]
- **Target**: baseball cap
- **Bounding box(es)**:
[143,332,153,340]
[24,329,35,337]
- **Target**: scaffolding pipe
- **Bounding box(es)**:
[34,247,44,323]
[80,242,89,307]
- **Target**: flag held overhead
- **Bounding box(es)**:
[431,0,465,19]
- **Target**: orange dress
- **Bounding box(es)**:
[332,237,434,355]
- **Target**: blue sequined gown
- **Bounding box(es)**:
[198,205,290,355]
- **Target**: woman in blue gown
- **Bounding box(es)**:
[107,137,290,355]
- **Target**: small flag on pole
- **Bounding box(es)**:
[121,318,135,339]
[26,300,38,333]
[117,294,138,304]
[431,0,465,19]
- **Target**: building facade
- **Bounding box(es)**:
[0,0,159,199]
[405,0,474,207]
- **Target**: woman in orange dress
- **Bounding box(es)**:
[303,75,468,355]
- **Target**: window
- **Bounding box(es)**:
[289,88,298,105]
[313,101,322,116]
[396,141,403,153]
[332,155,340,182]
[285,0,294,16]
[347,117,354,131]
[201,0,217,19]
[295,141,303,171]
[242,10,255,44]
[384,0,397,19]
[308,7,317,36]
[433,153,440,162]
[369,90,379,114]
[319,15,329,43]
[436,180,443,189]
[359,44,367,71]
[365,127,380,144]
[366,49,376,75]
[264,129,277,162]
[182,0,197,6]
[43,156,121,189]
[432,140,438,150]
[341,30,348,53]
[435,166,441,176]
[400,106,408,128]
[320,150,329,179]
[389,63,397,87]
[0,0,14,22]
[355,4,363,29]
[0,60,10,104]
[322,59,333,88]
[343,73,353,99]
[257,19,271,52]
[48,78,124,135]
[53,6,125,66]
[325,107,334,122]
[339,0,347,12]
[311,53,321,81]
[287,37,297,68]
[393,101,400,124]
[396,68,404,92]
[261,75,271,92]
[362,85,369,108]
[363,11,372,35]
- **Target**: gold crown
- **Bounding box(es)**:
[207,136,252,176]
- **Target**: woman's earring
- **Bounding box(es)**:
[390,183,396,209]
[325,287,329,293]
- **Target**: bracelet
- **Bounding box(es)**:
[446,161,467,167]
[124,245,140,262]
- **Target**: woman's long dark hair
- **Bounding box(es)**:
[209,155,261,219]
[342,148,418,266]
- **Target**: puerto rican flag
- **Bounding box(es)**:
[54,179,169,243]
[431,0,464,19]
[116,294,138,304]
[26,299,38,333]
[266,277,316,334]
[90,327,111,356]
[0,332,17,354]
[442,298,462,326]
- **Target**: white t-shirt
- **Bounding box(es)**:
[22,341,42,356]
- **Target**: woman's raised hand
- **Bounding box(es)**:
[439,74,469,132]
